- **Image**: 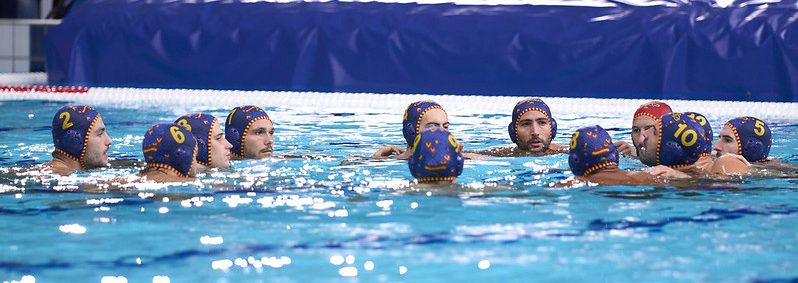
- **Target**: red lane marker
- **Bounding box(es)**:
[0,85,89,93]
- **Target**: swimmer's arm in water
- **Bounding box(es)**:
[471,146,513,157]
[572,167,688,186]
[645,165,692,180]
[547,143,569,154]
[462,152,491,159]
[372,145,407,159]
[613,141,638,157]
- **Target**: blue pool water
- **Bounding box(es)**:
[1,99,798,282]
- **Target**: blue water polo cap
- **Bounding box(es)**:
[51,104,101,166]
[508,98,557,144]
[725,117,771,162]
[568,125,618,176]
[225,106,270,157]
[143,123,197,177]
[657,113,712,168]
[403,101,444,146]
[683,112,713,143]
[408,127,464,182]
[175,113,217,167]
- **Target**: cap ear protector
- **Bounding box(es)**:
[143,123,198,177]
[402,100,444,146]
[51,104,101,167]
[568,125,618,176]
[725,117,771,162]
[176,113,217,166]
[657,113,712,168]
[508,98,557,144]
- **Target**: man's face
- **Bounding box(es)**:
[516,110,552,152]
[418,108,449,133]
[83,116,112,169]
[632,116,659,166]
[209,122,233,168]
[243,119,274,159]
[713,125,739,157]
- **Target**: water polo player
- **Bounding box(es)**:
[373,100,450,159]
[408,127,464,183]
[568,125,689,185]
[714,117,771,162]
[139,123,198,182]
[478,98,566,157]
[175,113,233,169]
[225,105,274,160]
[614,101,672,161]
[656,113,748,174]
[47,104,112,175]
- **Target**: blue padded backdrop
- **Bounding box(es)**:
[46,0,798,101]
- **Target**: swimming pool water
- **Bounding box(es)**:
[1,99,798,282]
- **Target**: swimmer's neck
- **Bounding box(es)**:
[139,167,194,183]
[512,144,566,156]
[46,151,81,176]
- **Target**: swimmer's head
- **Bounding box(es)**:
[656,113,712,168]
[632,101,672,166]
[634,101,672,121]
[51,104,111,169]
[715,117,771,162]
[225,106,273,159]
[408,127,464,183]
[175,113,233,169]
[508,98,557,153]
[568,125,618,176]
[683,112,713,143]
[402,101,447,146]
[142,123,198,178]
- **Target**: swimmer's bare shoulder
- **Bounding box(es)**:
[471,144,565,157]
[709,154,750,175]
[547,143,569,154]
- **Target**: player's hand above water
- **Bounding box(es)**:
[372,145,405,158]
[647,165,691,179]
[613,141,637,157]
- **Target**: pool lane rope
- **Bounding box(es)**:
[1,73,797,120]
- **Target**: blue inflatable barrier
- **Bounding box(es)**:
[45,0,798,101]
